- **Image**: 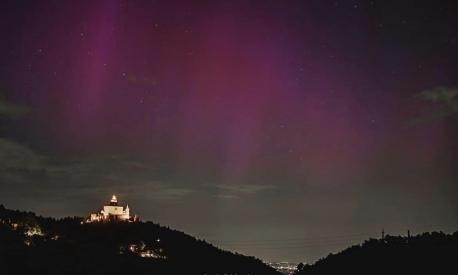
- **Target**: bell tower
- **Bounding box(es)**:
[110,195,118,206]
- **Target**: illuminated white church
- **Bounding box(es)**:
[87,195,137,222]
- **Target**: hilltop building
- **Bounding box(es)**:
[87,195,138,223]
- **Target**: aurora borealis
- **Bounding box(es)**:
[0,0,457,262]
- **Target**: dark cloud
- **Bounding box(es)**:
[410,87,458,124]
[209,183,276,194]
[0,138,47,171]
[0,98,30,117]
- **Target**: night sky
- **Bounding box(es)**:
[1,0,457,263]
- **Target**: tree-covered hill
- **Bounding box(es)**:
[0,204,280,275]
[295,230,458,275]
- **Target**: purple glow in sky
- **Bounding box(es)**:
[0,0,457,262]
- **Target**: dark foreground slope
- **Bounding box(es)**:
[0,205,279,275]
[295,231,458,275]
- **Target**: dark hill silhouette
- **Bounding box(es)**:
[295,230,458,275]
[0,204,280,275]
